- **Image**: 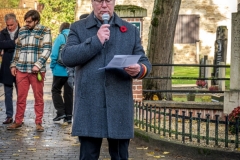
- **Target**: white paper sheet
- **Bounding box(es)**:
[99,55,141,70]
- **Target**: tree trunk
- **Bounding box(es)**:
[143,0,181,100]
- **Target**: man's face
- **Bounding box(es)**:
[91,0,115,20]
[6,19,18,32]
[25,17,38,30]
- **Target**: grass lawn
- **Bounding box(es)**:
[172,66,230,90]
[172,95,212,102]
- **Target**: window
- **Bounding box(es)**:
[174,15,200,44]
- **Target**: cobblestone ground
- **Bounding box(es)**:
[0,64,192,160]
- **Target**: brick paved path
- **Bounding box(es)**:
[0,64,190,160]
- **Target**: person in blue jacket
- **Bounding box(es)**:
[50,22,73,123]
[0,13,19,124]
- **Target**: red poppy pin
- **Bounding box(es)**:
[120,26,127,33]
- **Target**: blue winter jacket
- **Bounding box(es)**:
[50,29,69,76]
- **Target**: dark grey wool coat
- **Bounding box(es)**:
[62,12,151,139]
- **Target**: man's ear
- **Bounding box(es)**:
[34,21,39,25]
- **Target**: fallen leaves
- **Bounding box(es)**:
[27,148,36,151]
[136,146,148,149]
[63,138,71,141]
[11,138,19,141]
[71,143,80,146]
[146,151,155,156]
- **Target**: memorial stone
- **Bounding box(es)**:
[224,5,240,114]
[212,26,228,85]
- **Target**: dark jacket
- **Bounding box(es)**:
[0,26,19,85]
[62,12,151,139]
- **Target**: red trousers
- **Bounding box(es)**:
[15,70,45,124]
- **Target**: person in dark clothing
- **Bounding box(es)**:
[50,22,73,123]
[0,13,19,124]
[8,10,52,132]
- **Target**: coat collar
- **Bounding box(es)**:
[1,25,20,39]
[86,12,123,29]
[2,24,20,34]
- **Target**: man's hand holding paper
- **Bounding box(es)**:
[98,55,141,70]
[124,64,140,76]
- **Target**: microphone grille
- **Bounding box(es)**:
[102,13,110,21]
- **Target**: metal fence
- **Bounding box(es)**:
[143,63,230,94]
[134,102,240,149]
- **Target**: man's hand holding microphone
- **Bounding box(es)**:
[97,13,110,45]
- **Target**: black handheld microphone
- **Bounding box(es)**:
[102,13,110,47]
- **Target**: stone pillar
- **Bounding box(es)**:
[224,3,240,114]
[218,62,225,91]
[196,41,200,64]
[205,60,212,88]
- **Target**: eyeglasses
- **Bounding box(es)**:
[25,20,34,24]
[94,0,113,5]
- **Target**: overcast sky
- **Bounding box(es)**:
[230,0,237,12]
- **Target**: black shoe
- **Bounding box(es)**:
[53,115,66,121]
[64,119,72,123]
[64,115,72,123]
[3,117,13,124]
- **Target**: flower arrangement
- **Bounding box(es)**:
[120,26,127,33]
[196,79,207,88]
[209,85,219,91]
[228,106,240,134]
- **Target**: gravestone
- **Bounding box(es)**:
[224,5,240,114]
[212,26,228,85]
[197,56,207,88]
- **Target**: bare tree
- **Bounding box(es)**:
[143,0,181,100]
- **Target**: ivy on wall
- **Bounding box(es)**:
[39,0,76,40]
[0,0,19,8]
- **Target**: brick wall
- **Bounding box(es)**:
[18,0,37,9]
[177,0,233,64]
[121,17,145,102]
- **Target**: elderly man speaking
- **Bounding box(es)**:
[62,0,152,159]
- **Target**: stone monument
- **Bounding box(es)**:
[212,26,228,86]
[224,3,240,114]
